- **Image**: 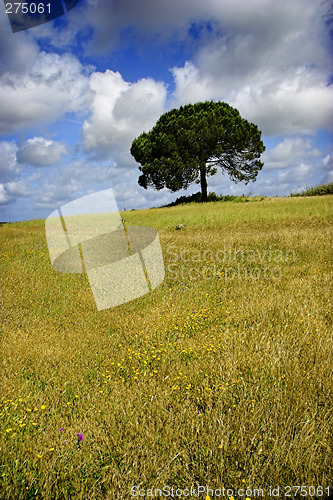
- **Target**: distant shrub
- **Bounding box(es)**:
[291,182,333,197]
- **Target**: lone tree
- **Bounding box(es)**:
[130,100,265,202]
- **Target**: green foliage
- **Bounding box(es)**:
[130,101,265,201]
[291,182,333,197]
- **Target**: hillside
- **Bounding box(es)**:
[1,195,332,499]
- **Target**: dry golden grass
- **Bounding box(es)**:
[0,196,332,499]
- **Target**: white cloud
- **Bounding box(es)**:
[0,140,43,205]
[0,52,91,134]
[5,180,32,197]
[0,178,35,206]
[262,137,322,170]
[16,137,67,166]
[29,159,119,210]
[72,0,206,54]
[171,62,333,135]
[0,2,40,75]
[322,154,331,167]
[82,70,167,161]
[320,153,333,173]
[234,84,333,135]
[0,141,21,182]
[170,0,333,135]
[0,184,12,205]
[276,163,313,185]
[320,170,333,184]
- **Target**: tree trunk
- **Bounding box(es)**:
[200,167,207,202]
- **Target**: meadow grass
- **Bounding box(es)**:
[0,196,332,499]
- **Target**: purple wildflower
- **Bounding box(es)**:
[76,433,83,442]
[59,428,64,432]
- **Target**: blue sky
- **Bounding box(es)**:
[0,0,332,222]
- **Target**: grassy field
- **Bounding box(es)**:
[0,195,332,499]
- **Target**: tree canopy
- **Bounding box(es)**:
[130,100,265,202]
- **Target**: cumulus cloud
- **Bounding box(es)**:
[0,184,12,205]
[82,70,167,161]
[234,84,333,136]
[71,0,208,54]
[276,163,313,185]
[320,170,333,184]
[0,140,21,182]
[0,1,41,75]
[262,137,322,170]
[29,159,120,210]
[0,51,91,134]
[172,62,333,135]
[170,0,333,135]
[322,154,333,171]
[16,137,68,166]
[4,180,32,197]
[0,140,41,205]
[0,177,36,206]
[0,30,40,77]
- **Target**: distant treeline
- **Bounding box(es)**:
[164,182,333,207]
[290,182,333,197]
[163,191,265,207]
